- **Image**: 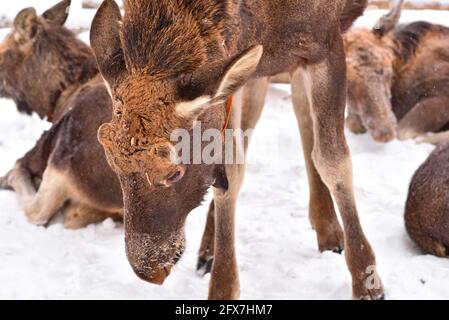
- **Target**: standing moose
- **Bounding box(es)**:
[90,0,384,299]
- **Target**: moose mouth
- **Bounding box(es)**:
[137,265,173,285]
[125,229,187,285]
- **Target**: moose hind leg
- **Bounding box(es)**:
[0,171,13,190]
[398,97,449,140]
[6,162,37,207]
[305,35,384,299]
[24,166,68,226]
[63,202,121,229]
[291,69,344,253]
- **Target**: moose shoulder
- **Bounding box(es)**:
[90,0,384,300]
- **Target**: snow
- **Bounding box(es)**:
[0,4,449,300]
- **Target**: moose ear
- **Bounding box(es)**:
[90,0,127,90]
[175,45,263,120]
[42,0,71,26]
[373,0,404,37]
[14,7,38,43]
[214,45,263,103]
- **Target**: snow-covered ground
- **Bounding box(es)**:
[0,4,448,300]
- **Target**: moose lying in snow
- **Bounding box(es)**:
[90,0,384,299]
[0,0,123,228]
[405,142,449,257]
[345,0,449,142]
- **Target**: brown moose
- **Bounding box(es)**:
[90,0,384,300]
[405,142,449,257]
[0,0,123,228]
[345,0,449,142]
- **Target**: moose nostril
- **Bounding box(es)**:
[167,168,184,184]
[162,166,186,187]
[169,171,181,182]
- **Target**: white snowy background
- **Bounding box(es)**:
[0,2,448,300]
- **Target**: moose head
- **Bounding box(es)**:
[0,0,97,120]
[345,0,404,142]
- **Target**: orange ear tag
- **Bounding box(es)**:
[221,96,234,140]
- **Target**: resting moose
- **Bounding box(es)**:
[405,143,449,257]
[90,0,384,300]
[345,0,449,142]
[0,0,123,228]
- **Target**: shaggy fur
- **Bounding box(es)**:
[405,143,449,257]
[0,3,97,120]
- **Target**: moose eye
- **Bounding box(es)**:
[114,104,123,117]
[165,166,186,186]
[176,74,206,101]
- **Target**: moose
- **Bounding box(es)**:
[0,0,123,228]
[345,0,449,142]
[405,142,449,258]
[90,0,384,299]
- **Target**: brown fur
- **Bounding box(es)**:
[91,0,384,299]
[0,1,123,228]
[0,1,97,121]
[405,143,449,257]
[345,5,449,142]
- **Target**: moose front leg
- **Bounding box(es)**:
[197,200,215,275]
[304,34,384,299]
[346,110,367,135]
[291,69,344,253]
[198,78,270,276]
[208,85,257,300]
[398,96,449,141]
[209,163,244,300]
[417,130,449,145]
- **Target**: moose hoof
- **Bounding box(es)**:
[331,246,344,254]
[355,288,385,300]
[317,230,345,254]
[26,215,49,226]
[196,256,214,276]
[24,208,49,226]
[353,273,385,300]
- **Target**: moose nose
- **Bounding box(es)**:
[159,166,186,187]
